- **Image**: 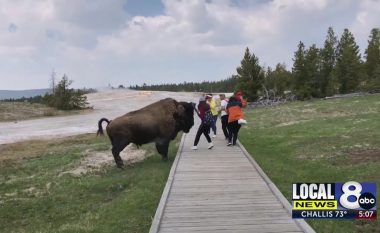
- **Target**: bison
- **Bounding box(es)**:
[97,98,194,168]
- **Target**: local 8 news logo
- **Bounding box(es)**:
[338,181,376,210]
[292,181,377,219]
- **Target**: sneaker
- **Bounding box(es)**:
[212,134,217,138]
[227,142,232,146]
[191,146,198,150]
[238,119,247,124]
[208,143,214,149]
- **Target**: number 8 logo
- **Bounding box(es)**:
[340,181,362,209]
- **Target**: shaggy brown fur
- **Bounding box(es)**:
[97,98,194,168]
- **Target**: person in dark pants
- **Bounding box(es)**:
[205,94,218,138]
[192,96,214,150]
[226,96,245,146]
[227,120,241,146]
[219,94,229,140]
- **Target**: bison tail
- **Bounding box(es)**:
[97,118,111,136]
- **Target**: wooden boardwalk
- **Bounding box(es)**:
[150,122,315,233]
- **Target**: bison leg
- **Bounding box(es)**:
[111,140,129,168]
[155,142,170,161]
[112,147,125,168]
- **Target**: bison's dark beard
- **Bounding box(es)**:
[178,102,195,133]
[182,116,194,133]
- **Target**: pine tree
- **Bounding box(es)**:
[335,29,363,94]
[305,44,321,97]
[364,28,380,90]
[53,74,73,110]
[50,69,56,94]
[235,47,264,101]
[292,41,309,99]
[44,75,88,110]
[321,27,338,96]
[265,63,292,98]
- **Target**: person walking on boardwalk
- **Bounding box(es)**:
[235,91,247,124]
[192,96,214,150]
[205,94,218,138]
[226,93,247,146]
[219,94,229,140]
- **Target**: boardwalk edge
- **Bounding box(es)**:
[149,133,186,233]
[237,141,316,233]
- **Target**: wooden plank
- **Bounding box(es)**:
[166,197,278,203]
[171,182,270,188]
[169,187,272,193]
[177,164,253,168]
[171,178,262,184]
[173,176,261,181]
[160,230,302,233]
[159,223,302,232]
[162,215,292,223]
[165,201,284,208]
[173,174,260,180]
[160,219,295,227]
[170,192,273,199]
[161,215,292,223]
[165,204,283,210]
[159,230,303,233]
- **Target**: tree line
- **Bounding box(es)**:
[1,95,45,104]
[131,27,380,101]
[289,27,379,100]
[130,76,239,93]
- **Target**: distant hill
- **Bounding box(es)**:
[0,89,51,100]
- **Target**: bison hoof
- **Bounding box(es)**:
[162,157,168,162]
[116,162,125,169]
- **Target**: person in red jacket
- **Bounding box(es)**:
[226,94,246,146]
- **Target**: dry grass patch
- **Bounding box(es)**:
[60,145,152,176]
[0,102,57,121]
[275,120,310,127]
[0,134,107,164]
[342,148,380,165]
[0,102,92,122]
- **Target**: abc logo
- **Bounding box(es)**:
[339,181,376,210]
[358,192,376,210]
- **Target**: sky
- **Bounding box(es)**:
[0,0,379,90]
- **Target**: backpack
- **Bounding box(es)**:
[203,110,213,126]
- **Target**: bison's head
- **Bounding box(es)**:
[174,102,194,133]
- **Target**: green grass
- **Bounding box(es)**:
[239,94,380,233]
[0,134,180,233]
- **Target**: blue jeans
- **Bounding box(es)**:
[211,115,218,135]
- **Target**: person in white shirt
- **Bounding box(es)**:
[219,94,229,140]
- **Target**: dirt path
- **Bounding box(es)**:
[0,89,199,144]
